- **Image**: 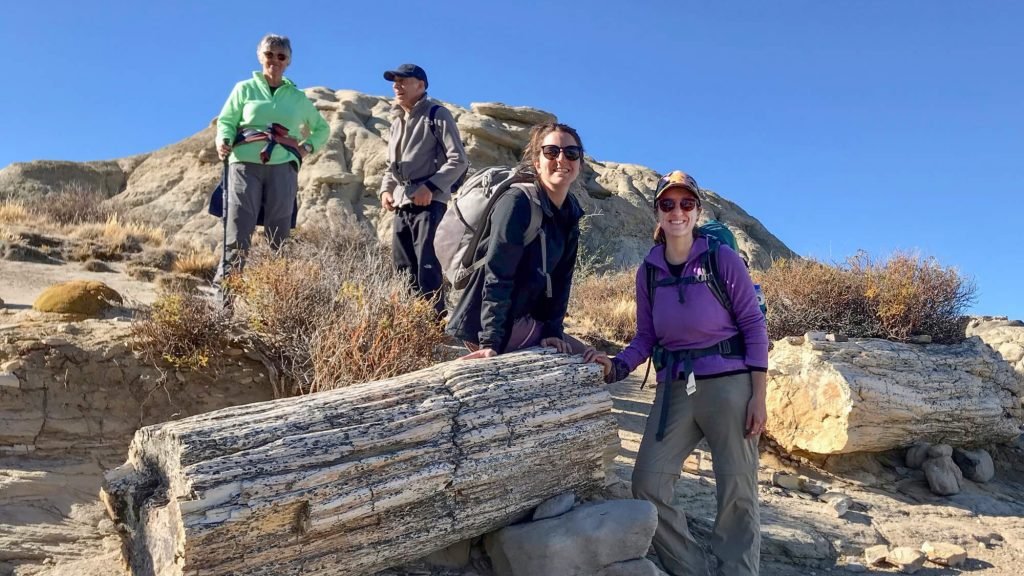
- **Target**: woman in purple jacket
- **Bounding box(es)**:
[597,171,768,576]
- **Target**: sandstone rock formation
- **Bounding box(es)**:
[0,91,795,270]
[102,349,617,576]
[968,316,1024,388]
[766,332,1024,455]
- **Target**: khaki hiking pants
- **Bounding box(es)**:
[632,371,760,576]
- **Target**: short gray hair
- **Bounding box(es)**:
[257,34,292,57]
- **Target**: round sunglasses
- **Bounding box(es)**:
[657,197,700,213]
[540,145,583,161]
[263,51,289,62]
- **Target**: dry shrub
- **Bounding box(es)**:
[852,251,976,343]
[71,213,165,254]
[131,290,230,370]
[568,270,637,343]
[229,225,445,394]
[25,182,113,225]
[754,251,975,343]
[752,258,877,341]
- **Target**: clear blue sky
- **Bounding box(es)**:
[4,1,1022,320]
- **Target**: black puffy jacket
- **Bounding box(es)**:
[446,182,584,353]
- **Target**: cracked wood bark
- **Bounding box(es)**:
[767,334,1024,455]
[101,349,617,576]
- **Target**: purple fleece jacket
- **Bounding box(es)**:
[615,238,769,380]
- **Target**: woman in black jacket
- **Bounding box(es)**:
[446,123,596,360]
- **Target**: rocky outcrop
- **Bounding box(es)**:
[0,158,141,201]
[102,349,617,576]
[766,332,1024,455]
[0,318,275,459]
[967,316,1024,387]
[0,91,795,270]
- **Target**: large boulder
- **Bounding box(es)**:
[766,332,1023,455]
[0,92,794,271]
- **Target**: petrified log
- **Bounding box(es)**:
[101,349,616,576]
[767,333,1023,455]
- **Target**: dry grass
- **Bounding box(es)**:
[228,225,446,394]
[131,289,231,370]
[568,270,637,343]
[24,182,113,225]
[0,200,35,225]
[173,246,219,281]
[753,251,975,343]
[71,214,165,252]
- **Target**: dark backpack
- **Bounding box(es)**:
[428,104,469,192]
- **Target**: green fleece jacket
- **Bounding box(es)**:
[216,72,330,165]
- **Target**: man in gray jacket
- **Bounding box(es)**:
[380,63,468,316]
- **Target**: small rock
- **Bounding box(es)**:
[773,472,803,490]
[909,335,932,344]
[864,544,889,566]
[785,336,805,345]
[927,444,952,459]
[0,372,20,388]
[952,448,994,483]
[56,323,79,334]
[0,359,23,372]
[224,347,245,357]
[905,442,931,469]
[819,492,852,517]
[825,333,848,342]
[887,547,926,573]
[533,491,575,521]
[96,518,115,533]
[843,560,867,573]
[800,477,828,496]
[923,456,962,495]
[805,331,827,342]
[921,541,967,567]
[42,337,70,347]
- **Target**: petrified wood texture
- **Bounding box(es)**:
[767,333,1023,455]
[101,349,616,576]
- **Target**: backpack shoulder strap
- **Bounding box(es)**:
[702,237,735,317]
[645,261,658,312]
[517,183,544,246]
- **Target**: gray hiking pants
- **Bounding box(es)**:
[216,161,297,282]
[632,371,760,576]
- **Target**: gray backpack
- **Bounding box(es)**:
[434,166,546,291]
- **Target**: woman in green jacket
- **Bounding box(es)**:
[214,34,330,285]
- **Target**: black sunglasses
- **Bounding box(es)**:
[657,197,700,213]
[263,51,289,62]
[540,145,583,161]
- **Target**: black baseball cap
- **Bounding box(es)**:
[383,64,428,88]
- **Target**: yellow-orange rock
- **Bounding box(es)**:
[32,281,122,317]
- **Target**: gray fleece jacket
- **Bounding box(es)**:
[380,95,468,208]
